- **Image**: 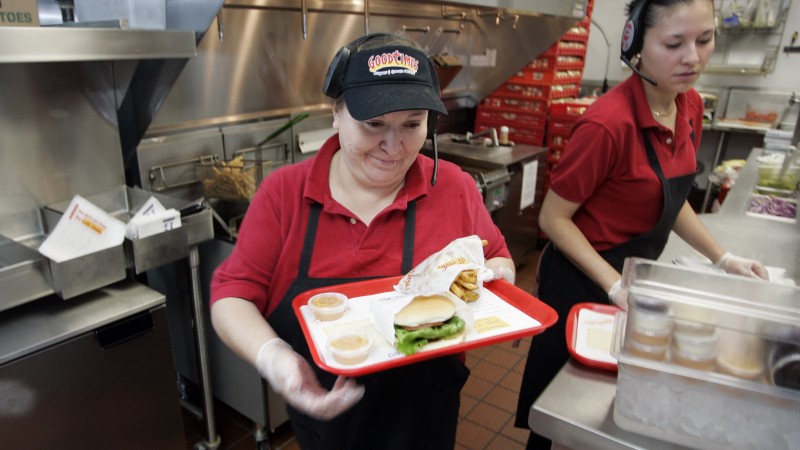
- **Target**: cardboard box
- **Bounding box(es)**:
[0,0,39,27]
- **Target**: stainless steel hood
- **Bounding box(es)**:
[0,0,225,217]
[0,28,196,63]
[148,0,588,133]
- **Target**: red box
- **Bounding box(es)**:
[547,130,570,149]
[560,26,590,44]
[507,68,583,86]
[477,107,547,128]
[476,120,545,146]
[527,54,585,71]
[541,41,587,58]
[548,98,597,121]
[481,96,548,114]
[492,82,580,101]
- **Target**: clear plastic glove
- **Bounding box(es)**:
[607,279,628,310]
[488,265,516,285]
[714,252,769,280]
[255,338,364,420]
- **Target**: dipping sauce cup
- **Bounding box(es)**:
[328,332,372,365]
[308,292,348,321]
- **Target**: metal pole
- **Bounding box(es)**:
[189,246,221,450]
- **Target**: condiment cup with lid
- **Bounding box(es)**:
[671,330,718,371]
[328,331,372,365]
[628,307,673,346]
[308,292,348,321]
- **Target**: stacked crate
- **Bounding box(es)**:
[475,0,593,148]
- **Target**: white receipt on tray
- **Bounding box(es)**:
[574,308,617,365]
[38,195,126,263]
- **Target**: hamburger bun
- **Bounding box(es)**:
[394,295,456,327]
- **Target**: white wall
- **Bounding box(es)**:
[583,0,800,90]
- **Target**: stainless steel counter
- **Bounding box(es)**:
[660,147,799,281]
[0,280,166,365]
[529,147,799,449]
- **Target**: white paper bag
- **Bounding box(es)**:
[394,235,492,297]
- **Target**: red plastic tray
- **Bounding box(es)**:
[293,276,558,377]
[565,302,620,372]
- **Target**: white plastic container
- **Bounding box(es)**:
[612,258,800,450]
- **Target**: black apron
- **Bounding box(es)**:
[514,131,695,434]
[268,201,470,450]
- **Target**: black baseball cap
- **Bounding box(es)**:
[341,45,448,121]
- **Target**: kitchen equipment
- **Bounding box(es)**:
[612,257,800,450]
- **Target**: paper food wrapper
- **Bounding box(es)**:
[38,195,126,263]
[369,291,474,346]
[126,196,182,240]
[394,235,493,297]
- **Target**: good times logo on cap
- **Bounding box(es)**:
[368,50,420,77]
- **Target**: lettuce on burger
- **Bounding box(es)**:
[394,294,466,356]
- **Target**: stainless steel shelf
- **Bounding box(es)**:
[0,27,196,63]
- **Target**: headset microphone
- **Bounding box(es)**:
[621,55,657,86]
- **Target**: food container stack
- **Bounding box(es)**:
[474,0,593,147]
[612,258,800,450]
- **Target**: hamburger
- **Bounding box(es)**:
[394,294,466,356]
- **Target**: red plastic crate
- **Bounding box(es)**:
[480,96,548,114]
[547,130,570,149]
[492,82,580,101]
[507,68,583,86]
[475,120,545,146]
[548,119,579,135]
[477,107,547,128]
[548,101,595,122]
[540,41,587,58]
[527,54,585,71]
[560,26,590,44]
[546,148,563,164]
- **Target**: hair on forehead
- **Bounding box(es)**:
[625,0,713,29]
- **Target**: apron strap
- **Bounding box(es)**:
[297,203,322,278]
[401,200,416,273]
[643,131,667,182]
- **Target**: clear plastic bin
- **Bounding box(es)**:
[612,258,800,450]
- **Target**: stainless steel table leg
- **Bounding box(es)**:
[189,246,221,450]
[254,378,272,450]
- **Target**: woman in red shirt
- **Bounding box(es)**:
[211,33,515,450]
[516,1,768,448]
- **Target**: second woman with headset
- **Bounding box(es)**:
[515,1,768,448]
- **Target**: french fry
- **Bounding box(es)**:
[458,269,478,284]
[450,269,481,302]
[481,239,489,246]
[450,282,464,298]
[463,290,479,302]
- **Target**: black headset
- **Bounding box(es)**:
[322,33,442,185]
[620,0,658,86]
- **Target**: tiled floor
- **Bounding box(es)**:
[183,251,542,450]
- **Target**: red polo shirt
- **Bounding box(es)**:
[550,75,703,251]
[210,134,511,317]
